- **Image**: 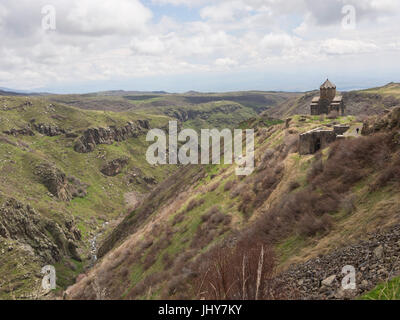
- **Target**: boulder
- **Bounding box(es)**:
[321,275,337,287]
[373,245,384,259]
[101,158,129,177]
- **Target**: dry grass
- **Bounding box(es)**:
[192,235,282,300]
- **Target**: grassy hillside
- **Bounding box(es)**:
[0,95,175,299]
[48,91,298,130]
[1,87,400,300]
[66,108,400,300]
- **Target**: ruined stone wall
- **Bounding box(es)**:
[333,125,350,135]
[299,128,337,155]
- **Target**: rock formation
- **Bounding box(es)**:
[34,163,88,201]
[3,128,35,136]
[101,158,129,176]
[0,198,81,263]
[73,120,150,153]
[33,123,66,136]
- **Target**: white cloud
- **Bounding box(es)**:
[131,36,166,55]
[64,0,152,35]
[260,33,296,52]
[0,0,399,91]
[215,57,238,67]
[0,4,8,29]
[320,38,378,55]
[200,1,253,22]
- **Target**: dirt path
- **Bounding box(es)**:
[344,123,363,137]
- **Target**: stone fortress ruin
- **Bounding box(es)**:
[298,125,350,155]
[298,79,350,155]
[310,79,345,116]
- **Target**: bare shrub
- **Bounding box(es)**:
[163,273,195,298]
[191,207,231,249]
[340,193,358,215]
[238,191,255,216]
[307,158,323,182]
[172,211,185,226]
[284,134,299,153]
[224,180,235,192]
[262,148,275,163]
[297,213,333,237]
[371,153,400,190]
[309,133,393,194]
[208,182,220,192]
[186,198,205,212]
[143,251,157,271]
[252,189,273,209]
[171,250,197,277]
[126,272,167,299]
[162,252,174,269]
[274,164,284,175]
[193,235,277,300]
[288,181,300,192]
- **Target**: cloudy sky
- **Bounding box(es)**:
[0,0,399,93]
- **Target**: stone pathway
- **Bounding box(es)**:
[344,123,363,137]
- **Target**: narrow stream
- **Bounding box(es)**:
[89,222,109,266]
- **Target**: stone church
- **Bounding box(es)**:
[310,79,345,115]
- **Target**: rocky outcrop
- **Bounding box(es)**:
[101,158,129,176]
[33,123,66,136]
[362,106,400,135]
[3,128,35,136]
[34,163,88,201]
[124,167,158,189]
[275,224,400,300]
[0,198,81,263]
[73,120,150,153]
[2,122,67,138]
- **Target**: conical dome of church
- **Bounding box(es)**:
[320,79,336,90]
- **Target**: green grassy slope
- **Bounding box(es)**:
[66,110,400,300]
[362,276,400,300]
[0,95,174,299]
[48,91,298,130]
